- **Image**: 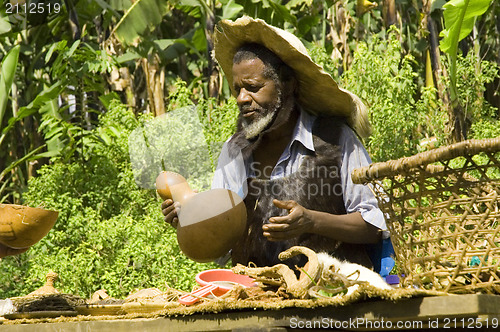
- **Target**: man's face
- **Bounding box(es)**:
[232,58,281,139]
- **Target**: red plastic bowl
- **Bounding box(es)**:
[178,269,255,305]
[196,269,255,290]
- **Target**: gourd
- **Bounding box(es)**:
[156,171,246,262]
[0,204,59,249]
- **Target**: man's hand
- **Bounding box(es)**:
[262,199,314,241]
[161,199,180,229]
[0,243,29,259]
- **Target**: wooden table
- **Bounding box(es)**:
[1,293,500,331]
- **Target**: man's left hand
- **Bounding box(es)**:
[262,199,314,241]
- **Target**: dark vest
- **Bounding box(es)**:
[231,117,373,269]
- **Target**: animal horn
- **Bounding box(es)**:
[278,246,320,298]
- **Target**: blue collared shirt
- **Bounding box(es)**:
[212,110,387,231]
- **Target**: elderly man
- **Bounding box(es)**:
[163,17,389,271]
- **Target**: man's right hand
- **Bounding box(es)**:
[161,199,180,228]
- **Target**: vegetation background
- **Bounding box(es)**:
[0,0,498,298]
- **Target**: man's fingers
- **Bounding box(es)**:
[264,220,301,232]
[269,207,301,224]
[164,209,179,228]
[162,203,175,217]
[272,199,296,210]
[268,215,290,224]
[161,199,174,210]
[263,228,300,241]
[171,217,179,228]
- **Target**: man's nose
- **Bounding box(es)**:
[237,88,252,106]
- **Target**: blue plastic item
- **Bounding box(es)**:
[368,237,395,277]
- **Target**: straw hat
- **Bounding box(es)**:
[213,16,371,138]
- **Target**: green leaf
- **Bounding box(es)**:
[93,0,121,17]
[0,12,12,35]
[113,0,169,45]
[66,40,81,58]
[99,92,121,110]
[116,50,142,63]
[180,0,211,13]
[285,0,313,9]
[0,44,20,133]
[45,42,60,63]
[220,0,243,19]
[266,0,297,25]
[191,26,207,53]
[439,0,492,54]
[439,0,492,105]
[153,39,175,50]
[2,82,62,134]
[159,42,188,62]
[430,0,447,13]
[110,0,133,11]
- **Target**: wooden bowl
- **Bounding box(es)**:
[0,204,59,249]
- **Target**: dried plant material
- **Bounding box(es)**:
[88,289,124,305]
[27,271,60,296]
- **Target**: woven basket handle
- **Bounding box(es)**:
[352,138,500,184]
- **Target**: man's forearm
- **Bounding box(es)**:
[308,210,381,244]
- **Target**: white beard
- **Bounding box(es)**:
[241,110,277,140]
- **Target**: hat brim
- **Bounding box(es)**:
[213,16,354,119]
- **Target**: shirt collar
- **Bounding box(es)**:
[291,109,316,152]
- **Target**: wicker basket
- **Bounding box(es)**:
[352,138,500,293]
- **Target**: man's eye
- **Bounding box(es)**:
[247,85,259,92]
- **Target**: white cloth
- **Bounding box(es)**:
[212,111,387,230]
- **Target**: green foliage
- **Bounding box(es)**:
[470,119,500,140]
[439,0,492,104]
[0,44,19,129]
[111,0,170,45]
[47,40,115,92]
[197,96,239,168]
[0,99,217,299]
[128,79,238,193]
[341,29,443,161]
[454,52,499,121]
[307,42,340,80]
[167,79,195,111]
[438,50,500,140]
[439,0,492,54]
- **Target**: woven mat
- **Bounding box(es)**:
[1,285,445,325]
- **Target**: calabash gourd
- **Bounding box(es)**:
[156,171,247,262]
[0,204,59,249]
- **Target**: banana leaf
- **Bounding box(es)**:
[112,0,169,45]
[0,45,20,134]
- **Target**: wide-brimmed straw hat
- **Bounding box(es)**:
[213,16,371,138]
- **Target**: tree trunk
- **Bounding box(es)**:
[204,2,219,100]
[424,2,466,143]
[328,1,352,73]
[142,54,165,117]
[383,0,396,27]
